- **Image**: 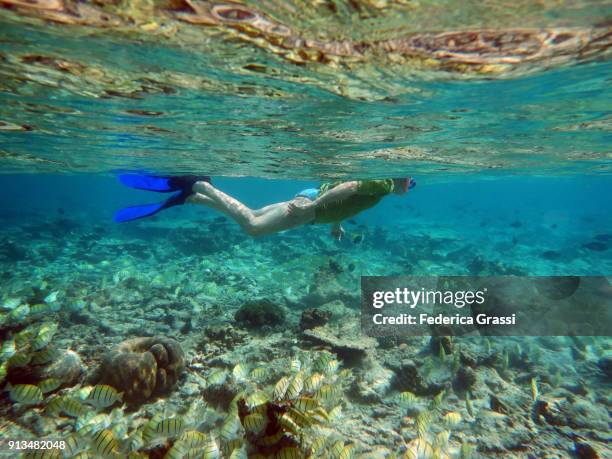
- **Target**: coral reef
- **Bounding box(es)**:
[235,299,286,329]
[299,308,332,331]
[0,197,610,458]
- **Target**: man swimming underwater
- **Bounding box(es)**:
[114,175,416,240]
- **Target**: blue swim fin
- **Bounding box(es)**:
[118,174,211,192]
[118,174,175,192]
[114,190,189,222]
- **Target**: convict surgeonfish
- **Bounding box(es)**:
[84,384,123,409]
[152,417,186,439]
[29,302,61,316]
[32,322,59,350]
[304,373,324,393]
[0,339,16,360]
[207,369,227,386]
[143,414,186,444]
[0,362,6,384]
[7,352,31,369]
[242,413,266,434]
[7,304,29,323]
[91,429,120,458]
[179,431,208,448]
[44,291,60,303]
[1,298,21,311]
[57,396,88,418]
[232,363,248,382]
[7,383,44,405]
[31,347,60,365]
[249,367,268,381]
[37,377,61,394]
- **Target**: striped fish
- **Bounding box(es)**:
[76,412,111,432]
[7,352,31,369]
[442,411,461,428]
[232,363,248,382]
[416,411,432,439]
[38,378,61,394]
[399,391,417,406]
[31,347,59,365]
[91,429,119,458]
[60,396,88,418]
[63,433,87,457]
[330,440,345,459]
[293,397,319,412]
[142,414,164,444]
[245,391,268,410]
[339,444,355,459]
[328,405,342,420]
[76,424,96,440]
[313,352,333,373]
[273,376,290,401]
[290,358,301,373]
[7,303,29,323]
[32,322,58,350]
[311,406,330,422]
[286,408,314,428]
[163,441,187,459]
[314,384,340,402]
[285,371,304,400]
[249,367,268,381]
[178,430,208,448]
[152,417,186,439]
[310,436,326,455]
[242,413,266,434]
[125,428,144,453]
[68,452,94,459]
[221,438,243,457]
[43,396,63,416]
[275,447,302,459]
[207,369,227,386]
[404,438,434,459]
[258,431,283,447]
[201,437,220,459]
[435,430,450,449]
[0,339,16,360]
[8,383,43,405]
[220,414,240,440]
[127,453,148,459]
[21,449,63,459]
[278,413,299,435]
[339,369,352,379]
[324,360,339,375]
[228,445,247,459]
[85,384,122,409]
[14,328,36,349]
[29,303,57,316]
[304,373,324,393]
[0,362,6,385]
[184,448,205,459]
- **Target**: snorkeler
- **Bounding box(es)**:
[114,175,415,240]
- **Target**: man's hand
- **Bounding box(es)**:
[287,199,315,217]
[331,223,345,241]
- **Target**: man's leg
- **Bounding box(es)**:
[190,181,315,236]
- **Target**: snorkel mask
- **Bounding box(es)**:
[395,177,416,193]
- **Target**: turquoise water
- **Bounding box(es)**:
[0,20,611,176]
[1,4,611,459]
